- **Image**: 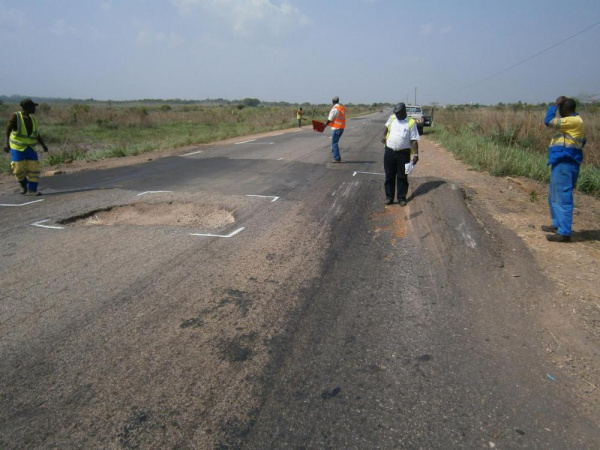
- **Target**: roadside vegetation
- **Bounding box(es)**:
[0,99,377,173]
[423,102,600,197]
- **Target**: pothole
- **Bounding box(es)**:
[60,202,235,228]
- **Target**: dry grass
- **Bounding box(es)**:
[436,107,599,167]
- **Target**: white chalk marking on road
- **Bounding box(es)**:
[137,190,173,197]
[353,171,385,177]
[246,195,280,202]
[31,219,64,230]
[190,227,245,238]
[137,191,173,196]
[458,222,477,249]
[180,150,204,156]
[235,139,257,145]
[0,199,45,207]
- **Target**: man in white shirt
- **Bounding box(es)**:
[381,103,420,206]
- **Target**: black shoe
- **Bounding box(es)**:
[546,233,570,242]
[399,199,407,207]
[19,181,27,195]
[385,198,393,205]
[541,225,558,233]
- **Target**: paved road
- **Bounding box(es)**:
[1,113,598,448]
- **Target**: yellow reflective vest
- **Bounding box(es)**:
[10,112,39,151]
[385,116,416,140]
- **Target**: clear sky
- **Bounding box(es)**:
[1,0,599,105]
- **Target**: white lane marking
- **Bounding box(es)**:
[353,171,385,176]
[31,219,64,230]
[190,227,245,238]
[0,199,45,207]
[180,150,204,156]
[277,158,284,160]
[246,195,280,202]
[235,139,256,145]
[137,191,173,196]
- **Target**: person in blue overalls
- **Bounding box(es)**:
[542,96,586,242]
[4,99,49,196]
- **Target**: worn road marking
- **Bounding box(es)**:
[137,191,173,196]
[190,227,245,238]
[180,150,204,156]
[246,195,279,202]
[353,171,384,176]
[31,219,64,230]
[235,139,256,145]
[0,199,45,207]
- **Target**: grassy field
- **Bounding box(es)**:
[1,102,373,173]
[424,105,600,197]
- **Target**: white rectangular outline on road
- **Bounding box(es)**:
[235,139,256,145]
[0,199,44,207]
[190,227,245,238]
[246,195,279,203]
[30,219,64,230]
[137,191,173,196]
[180,150,204,156]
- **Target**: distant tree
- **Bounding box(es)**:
[242,98,260,107]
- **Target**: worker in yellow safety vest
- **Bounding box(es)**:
[381,103,420,206]
[297,107,304,127]
[324,96,346,163]
[4,99,49,196]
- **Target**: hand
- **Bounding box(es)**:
[412,154,419,164]
[555,96,567,106]
[3,146,9,153]
[381,138,386,145]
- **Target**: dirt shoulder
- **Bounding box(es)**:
[417,135,600,409]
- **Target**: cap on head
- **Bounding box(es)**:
[20,98,39,109]
[332,96,340,104]
[393,103,406,114]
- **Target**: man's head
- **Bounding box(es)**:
[560,98,576,117]
[393,103,407,120]
[20,98,39,114]
[299,107,303,111]
[332,96,340,105]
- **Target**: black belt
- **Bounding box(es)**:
[386,146,411,152]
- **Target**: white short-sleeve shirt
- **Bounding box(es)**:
[328,106,339,121]
[385,115,419,150]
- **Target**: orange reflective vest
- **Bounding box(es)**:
[329,104,346,129]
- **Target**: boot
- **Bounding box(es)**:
[19,180,27,195]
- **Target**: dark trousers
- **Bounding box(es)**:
[384,147,411,201]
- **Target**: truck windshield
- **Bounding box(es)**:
[406,107,422,113]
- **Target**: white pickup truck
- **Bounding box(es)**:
[406,105,426,135]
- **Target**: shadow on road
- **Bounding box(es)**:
[409,179,447,201]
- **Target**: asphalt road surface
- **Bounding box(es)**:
[1,113,599,449]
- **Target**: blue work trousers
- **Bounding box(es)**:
[331,128,344,161]
[548,161,580,236]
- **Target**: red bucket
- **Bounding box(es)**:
[312,120,325,133]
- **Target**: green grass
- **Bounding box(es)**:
[425,125,600,197]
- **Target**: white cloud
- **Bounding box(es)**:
[172,0,311,37]
[0,8,26,29]
[419,23,433,36]
[136,30,185,48]
[440,25,452,34]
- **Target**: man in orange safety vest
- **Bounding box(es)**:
[324,96,346,163]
